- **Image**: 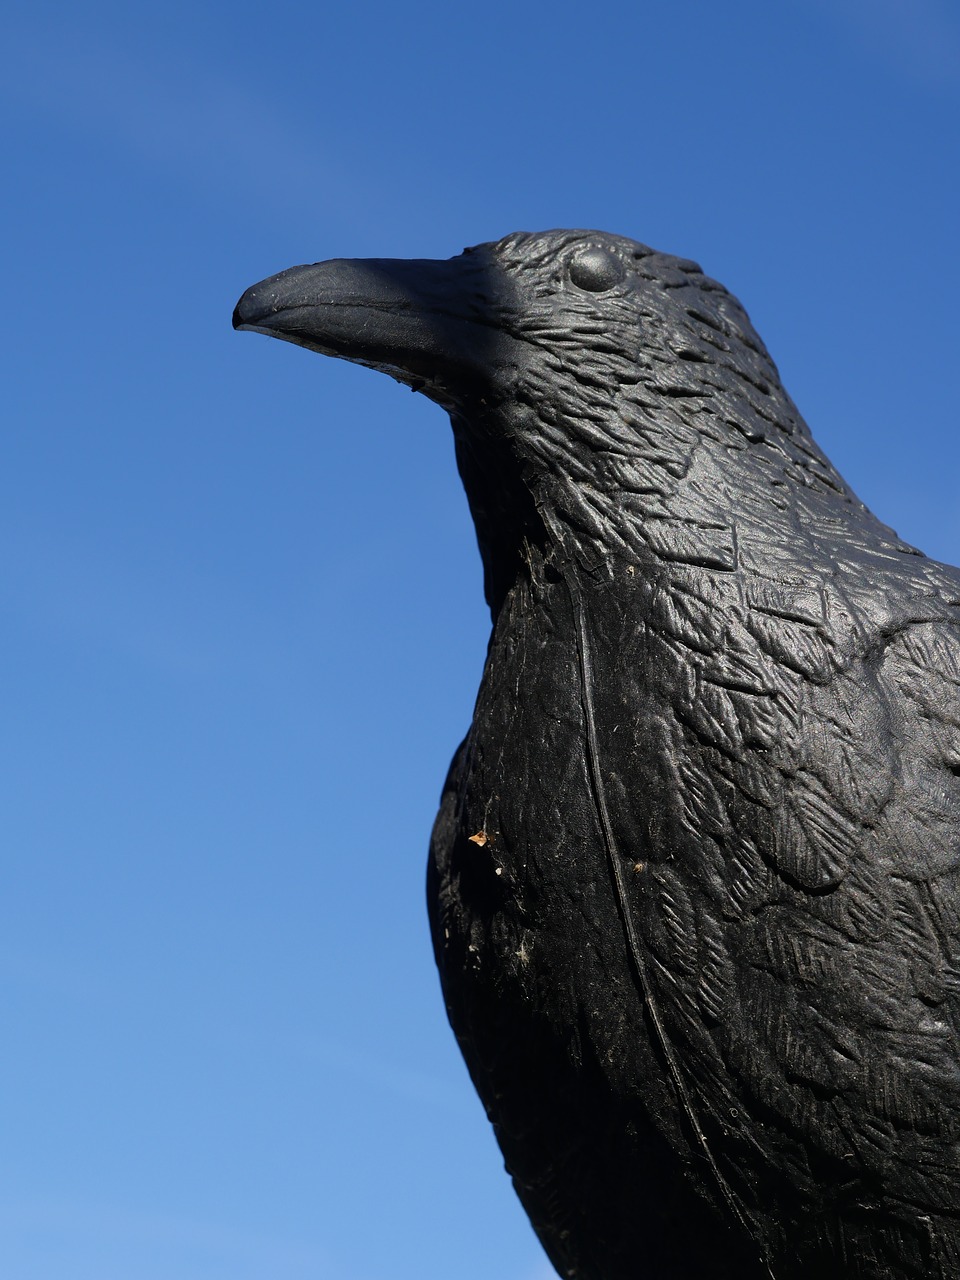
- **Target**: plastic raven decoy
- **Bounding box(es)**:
[234,232,960,1280]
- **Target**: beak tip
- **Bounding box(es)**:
[233,287,264,332]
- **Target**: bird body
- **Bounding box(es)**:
[235,232,960,1279]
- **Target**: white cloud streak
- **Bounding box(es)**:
[0,23,370,226]
[0,1194,331,1277]
[807,0,960,86]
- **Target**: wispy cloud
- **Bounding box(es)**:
[300,1034,468,1112]
[0,1194,331,1277]
[4,520,241,679]
[805,0,960,86]
[0,23,370,226]
[0,1191,549,1280]
[1,515,324,690]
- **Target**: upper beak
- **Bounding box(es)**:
[233,252,512,402]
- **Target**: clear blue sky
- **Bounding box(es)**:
[2,3,958,1278]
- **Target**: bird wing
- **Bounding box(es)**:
[583,553,960,1273]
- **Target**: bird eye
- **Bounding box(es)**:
[568,247,625,292]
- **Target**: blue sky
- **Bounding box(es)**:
[2,3,958,1278]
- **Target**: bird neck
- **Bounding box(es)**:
[451,406,553,620]
[451,383,890,629]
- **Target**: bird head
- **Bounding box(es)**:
[234,230,848,613]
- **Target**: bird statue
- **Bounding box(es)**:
[234,231,960,1280]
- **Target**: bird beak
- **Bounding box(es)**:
[233,252,511,402]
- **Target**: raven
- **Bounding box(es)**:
[234,231,960,1280]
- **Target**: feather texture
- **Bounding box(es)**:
[237,230,960,1279]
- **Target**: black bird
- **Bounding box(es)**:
[234,231,960,1280]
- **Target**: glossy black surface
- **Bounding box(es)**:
[236,231,960,1278]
